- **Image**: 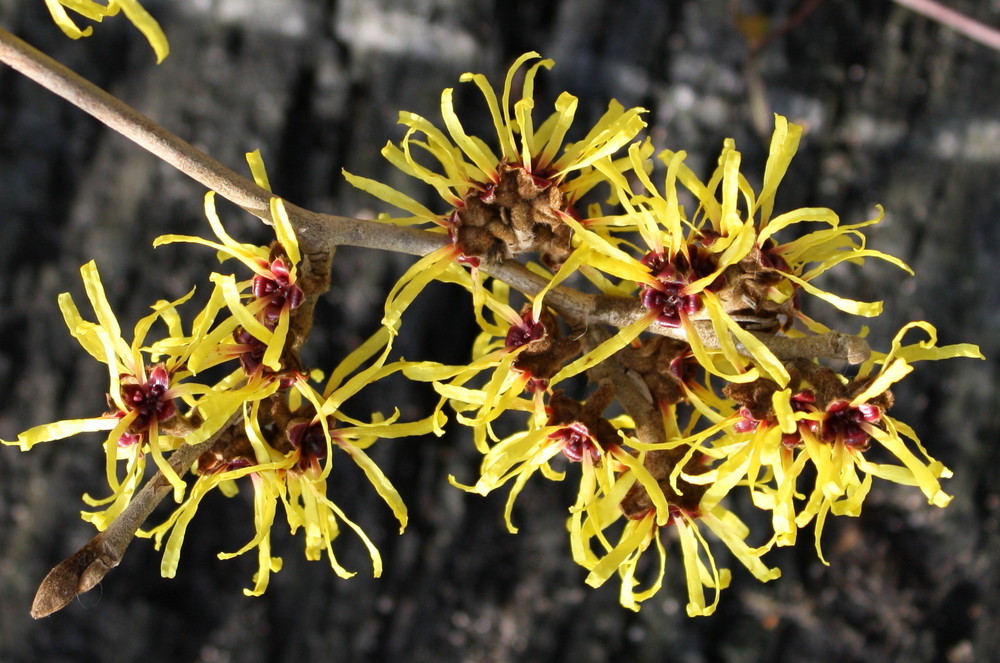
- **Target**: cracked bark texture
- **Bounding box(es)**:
[1,1,998,661]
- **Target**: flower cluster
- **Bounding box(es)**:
[3,51,985,617]
[344,51,650,333]
[3,153,442,595]
[349,55,984,615]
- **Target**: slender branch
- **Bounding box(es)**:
[483,260,869,362]
[584,327,664,446]
[30,413,240,619]
[0,26,869,366]
[893,0,1000,51]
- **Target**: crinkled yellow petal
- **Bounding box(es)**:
[202,191,270,266]
[681,315,761,384]
[44,0,97,38]
[619,532,666,610]
[530,246,587,321]
[702,507,781,582]
[756,115,803,225]
[550,311,656,387]
[771,388,797,434]
[436,382,487,407]
[218,472,283,596]
[866,424,951,507]
[401,360,478,383]
[851,359,913,406]
[585,514,653,589]
[259,307,289,373]
[537,92,578,169]
[497,463,543,534]
[56,292,106,364]
[440,87,498,179]
[781,269,883,317]
[324,327,392,395]
[316,487,384,577]
[12,416,118,450]
[558,215,657,286]
[832,469,871,517]
[385,138,463,205]
[341,169,440,223]
[397,113,478,190]
[613,450,672,526]
[707,293,790,386]
[210,273,274,344]
[245,149,271,191]
[758,207,839,244]
[339,411,445,443]
[81,450,144,531]
[79,261,131,364]
[382,245,457,334]
[112,0,168,62]
[717,145,743,238]
[657,148,687,246]
[321,351,396,420]
[339,440,407,532]
[555,102,647,176]
[877,321,985,370]
[270,198,301,268]
[478,428,557,490]
[156,473,222,577]
[800,248,913,284]
[147,426,187,503]
[673,516,716,617]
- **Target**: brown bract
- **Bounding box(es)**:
[713,244,798,332]
[724,377,785,421]
[512,307,582,381]
[620,447,711,521]
[546,385,620,451]
[454,162,572,267]
[616,336,694,408]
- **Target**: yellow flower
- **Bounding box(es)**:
[572,447,779,615]
[5,261,224,527]
[402,277,585,451]
[345,52,647,264]
[719,321,983,560]
[142,329,445,594]
[154,191,303,375]
[343,53,648,340]
[448,388,666,545]
[570,114,914,388]
[43,0,169,62]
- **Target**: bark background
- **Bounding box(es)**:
[1,1,998,661]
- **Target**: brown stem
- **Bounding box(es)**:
[0,26,446,257]
[893,0,1000,51]
[0,27,870,368]
[30,413,241,619]
[583,327,664,446]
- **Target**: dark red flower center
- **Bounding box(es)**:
[820,399,881,450]
[287,420,331,473]
[638,248,722,327]
[116,364,175,444]
[233,327,267,375]
[504,314,545,350]
[252,258,303,326]
[641,283,702,327]
[549,422,601,463]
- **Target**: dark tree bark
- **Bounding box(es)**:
[1,1,998,661]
